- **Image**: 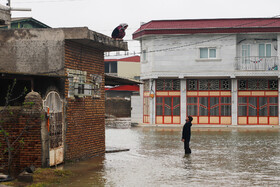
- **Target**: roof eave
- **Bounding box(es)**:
[133,27,280,39]
[63,27,128,51]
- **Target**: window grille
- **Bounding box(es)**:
[187,79,231,91]
[221,80,231,90]
[238,79,278,90]
[269,80,278,90]
[187,80,197,90]
[156,79,180,91]
[239,80,247,90]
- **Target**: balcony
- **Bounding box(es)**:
[235,56,278,71]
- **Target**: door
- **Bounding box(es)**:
[43,91,64,166]
[156,96,180,124]
[242,44,250,64]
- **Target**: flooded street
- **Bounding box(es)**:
[62,126,280,186]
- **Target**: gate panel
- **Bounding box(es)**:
[43,91,64,166]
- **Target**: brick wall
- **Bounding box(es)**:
[64,40,105,160]
[106,98,131,117]
[0,92,44,175]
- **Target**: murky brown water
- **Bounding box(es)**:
[61,126,280,187]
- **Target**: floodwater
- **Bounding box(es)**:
[61,126,280,187]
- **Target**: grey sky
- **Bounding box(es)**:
[1,0,280,54]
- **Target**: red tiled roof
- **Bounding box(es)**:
[105,56,140,62]
[105,85,139,91]
[133,18,280,39]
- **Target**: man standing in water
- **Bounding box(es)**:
[181,116,193,154]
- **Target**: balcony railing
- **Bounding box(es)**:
[235,56,278,71]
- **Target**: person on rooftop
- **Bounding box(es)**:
[111,23,128,40]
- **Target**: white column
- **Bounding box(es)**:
[181,79,187,124]
[231,78,238,125]
[149,79,156,124]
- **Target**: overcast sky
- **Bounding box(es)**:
[1,0,280,55]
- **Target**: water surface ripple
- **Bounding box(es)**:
[63,127,280,187]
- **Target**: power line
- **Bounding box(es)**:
[108,16,280,57]
[138,16,280,55]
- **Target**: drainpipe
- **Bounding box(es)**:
[150,79,155,124]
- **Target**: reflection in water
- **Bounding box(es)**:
[62,127,280,187]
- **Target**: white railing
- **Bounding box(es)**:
[235,56,278,71]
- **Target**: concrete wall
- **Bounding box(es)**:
[118,61,140,79]
[0,29,65,76]
[131,87,143,124]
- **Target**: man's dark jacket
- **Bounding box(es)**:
[182,121,192,142]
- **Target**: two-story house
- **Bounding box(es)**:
[132,18,280,125]
[105,55,140,80]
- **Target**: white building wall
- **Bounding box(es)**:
[141,38,155,78]
[141,34,237,78]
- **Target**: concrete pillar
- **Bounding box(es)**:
[231,79,238,125]
[278,78,280,125]
[181,79,187,124]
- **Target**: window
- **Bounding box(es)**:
[142,50,147,62]
[259,44,271,57]
[187,96,231,117]
[156,97,180,116]
[238,97,278,117]
[200,47,216,59]
[105,62,117,74]
[242,44,250,63]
